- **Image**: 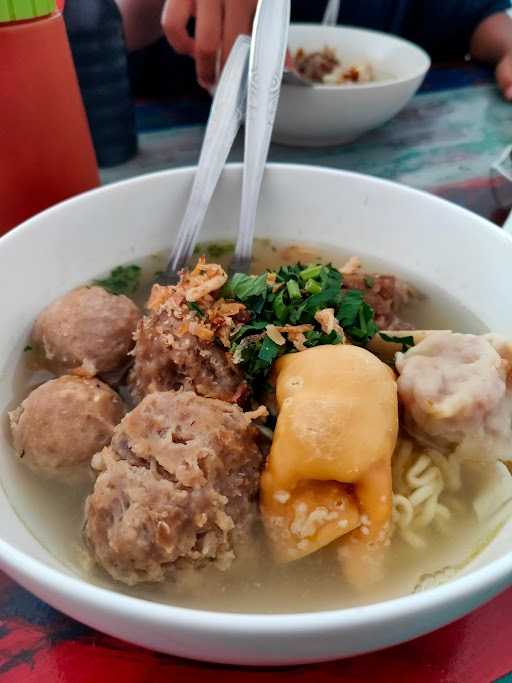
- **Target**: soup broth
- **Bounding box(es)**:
[4,240,504,614]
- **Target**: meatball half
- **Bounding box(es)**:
[84,391,264,586]
[32,286,141,377]
[129,287,247,405]
[9,376,125,481]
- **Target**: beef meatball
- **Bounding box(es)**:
[84,391,264,586]
[129,287,247,405]
[396,332,512,462]
[9,376,125,481]
[342,272,413,330]
[32,286,141,377]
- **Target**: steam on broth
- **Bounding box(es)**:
[5,239,512,615]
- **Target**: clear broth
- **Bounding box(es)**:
[2,240,498,614]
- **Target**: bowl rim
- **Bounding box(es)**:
[1,162,511,635]
[287,23,431,92]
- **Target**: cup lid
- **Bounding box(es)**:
[0,0,56,23]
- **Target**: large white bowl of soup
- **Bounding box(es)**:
[1,164,512,666]
[274,24,431,146]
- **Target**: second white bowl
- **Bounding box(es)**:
[274,24,431,147]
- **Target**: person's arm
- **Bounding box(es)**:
[408,1,512,99]
[470,11,512,99]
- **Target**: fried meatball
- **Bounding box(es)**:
[396,332,512,462]
[84,391,264,586]
[9,376,125,481]
[129,296,247,405]
[32,286,141,377]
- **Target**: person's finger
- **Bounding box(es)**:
[161,0,195,56]
[195,0,223,87]
[285,49,294,70]
[220,0,255,67]
[496,53,512,101]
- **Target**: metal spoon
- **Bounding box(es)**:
[282,68,311,87]
[232,0,291,273]
[323,0,340,26]
[158,35,251,285]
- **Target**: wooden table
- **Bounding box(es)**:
[2,62,512,682]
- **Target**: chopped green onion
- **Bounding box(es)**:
[272,289,288,322]
[222,272,267,301]
[223,260,379,383]
[94,265,141,296]
[187,302,204,317]
[258,336,281,363]
[287,279,301,302]
[337,290,365,327]
[206,242,235,258]
[231,321,268,343]
[379,332,415,352]
[299,264,323,281]
[305,279,322,295]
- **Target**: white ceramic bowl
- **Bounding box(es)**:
[274,24,431,146]
[1,164,512,666]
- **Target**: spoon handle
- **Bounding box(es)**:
[232,0,290,273]
[162,35,251,283]
[323,0,340,25]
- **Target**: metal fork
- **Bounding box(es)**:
[231,0,291,273]
[158,35,251,285]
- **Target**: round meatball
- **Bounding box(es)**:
[32,286,141,377]
[129,297,247,405]
[84,391,264,586]
[9,376,125,481]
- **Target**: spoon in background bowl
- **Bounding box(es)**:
[282,0,340,87]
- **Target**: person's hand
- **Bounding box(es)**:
[162,0,258,88]
[470,12,512,103]
[496,52,512,101]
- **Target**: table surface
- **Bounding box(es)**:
[2,62,512,683]
[102,62,512,225]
